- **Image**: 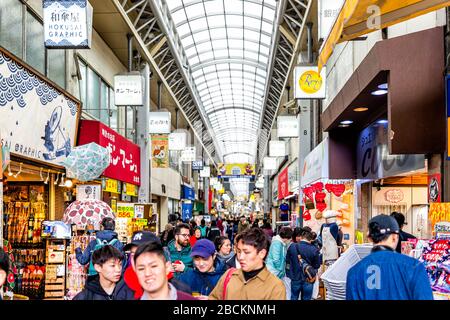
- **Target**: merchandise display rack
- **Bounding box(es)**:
[44,239,67,300]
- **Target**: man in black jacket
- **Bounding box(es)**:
[74,245,124,300]
[391,212,416,253]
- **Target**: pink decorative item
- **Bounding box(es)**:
[315,192,326,202]
[332,184,346,197]
[316,202,327,212]
[63,199,116,230]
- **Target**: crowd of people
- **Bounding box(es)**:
[0,211,434,300]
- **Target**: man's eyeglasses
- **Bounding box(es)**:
[177,233,190,238]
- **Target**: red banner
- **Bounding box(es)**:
[278,167,291,200]
[78,120,141,186]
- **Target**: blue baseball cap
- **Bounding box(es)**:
[190,239,216,258]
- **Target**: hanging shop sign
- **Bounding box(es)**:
[182,202,193,221]
[269,140,286,157]
[192,161,203,171]
[181,147,196,162]
[294,66,327,99]
[182,185,195,200]
[301,138,329,187]
[114,74,143,106]
[264,157,278,170]
[217,163,255,178]
[428,173,441,203]
[103,178,120,194]
[123,183,138,197]
[76,184,101,201]
[43,0,93,48]
[288,161,299,193]
[116,203,135,218]
[78,120,141,185]
[168,132,187,151]
[356,122,425,180]
[149,111,171,134]
[318,0,345,41]
[278,167,291,200]
[151,135,169,168]
[277,116,299,138]
[429,203,450,234]
[199,166,210,178]
[0,48,80,166]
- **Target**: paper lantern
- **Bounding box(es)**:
[63,199,115,230]
[62,143,110,182]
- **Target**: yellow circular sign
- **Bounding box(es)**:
[299,70,323,94]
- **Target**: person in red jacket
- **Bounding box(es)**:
[115,231,191,300]
[190,227,202,247]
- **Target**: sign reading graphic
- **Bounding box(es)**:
[43,0,92,48]
[76,184,101,201]
[294,66,327,99]
[78,120,141,185]
[114,74,143,106]
[356,122,424,180]
[217,163,255,178]
[149,112,171,134]
[151,135,169,168]
[428,173,441,203]
[0,48,80,166]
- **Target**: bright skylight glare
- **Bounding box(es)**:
[167,0,278,166]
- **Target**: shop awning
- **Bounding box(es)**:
[318,0,450,71]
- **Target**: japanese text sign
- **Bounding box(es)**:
[117,203,135,218]
[114,74,143,106]
[149,111,171,134]
[78,120,141,185]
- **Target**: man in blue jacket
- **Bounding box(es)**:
[346,214,433,300]
[75,217,124,274]
[178,239,226,298]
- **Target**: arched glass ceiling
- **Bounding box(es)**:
[167,0,278,164]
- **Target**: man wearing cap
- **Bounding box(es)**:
[114,230,191,300]
[346,214,433,300]
[178,239,227,298]
[390,212,417,253]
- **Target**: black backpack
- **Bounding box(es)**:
[295,245,317,283]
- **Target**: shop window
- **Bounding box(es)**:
[26,11,45,74]
[86,67,100,119]
[109,87,118,132]
[0,0,23,58]
[47,49,66,88]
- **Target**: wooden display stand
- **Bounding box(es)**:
[44,239,67,300]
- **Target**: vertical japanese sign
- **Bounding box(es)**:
[278,167,290,200]
[151,135,169,168]
[149,112,171,134]
[428,173,441,203]
[43,0,93,48]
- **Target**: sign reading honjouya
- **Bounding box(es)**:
[356,122,425,180]
[43,0,92,48]
[78,120,141,185]
[0,48,80,166]
[114,74,143,106]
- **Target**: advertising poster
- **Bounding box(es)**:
[117,203,135,218]
[428,173,441,203]
[151,135,169,168]
[217,163,255,177]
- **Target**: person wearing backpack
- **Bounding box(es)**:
[286,227,321,300]
[75,217,124,275]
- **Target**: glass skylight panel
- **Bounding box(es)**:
[193,30,210,42]
[171,9,186,25]
[185,3,205,20]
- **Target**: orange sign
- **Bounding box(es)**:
[429,203,450,232]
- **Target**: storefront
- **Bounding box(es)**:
[300,137,356,247]
[0,46,81,299]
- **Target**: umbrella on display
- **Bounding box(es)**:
[63,199,115,230]
[62,142,110,182]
